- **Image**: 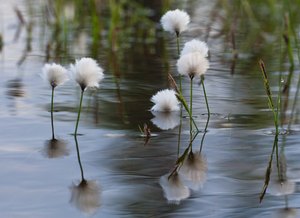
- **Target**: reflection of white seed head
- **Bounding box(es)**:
[179,152,207,190]
[70,179,101,214]
[159,172,190,204]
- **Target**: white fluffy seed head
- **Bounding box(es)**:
[177,52,209,79]
[42,63,68,88]
[70,57,104,91]
[160,9,190,36]
[181,39,209,57]
[150,89,180,112]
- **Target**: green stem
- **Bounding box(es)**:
[51,86,55,140]
[74,90,84,135]
[201,76,210,117]
[176,36,182,93]
[74,135,85,181]
[190,78,193,141]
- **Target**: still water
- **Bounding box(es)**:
[1,0,300,217]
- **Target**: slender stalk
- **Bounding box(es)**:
[190,78,193,141]
[201,75,210,117]
[74,90,84,135]
[51,86,55,140]
[74,135,85,181]
[176,36,182,93]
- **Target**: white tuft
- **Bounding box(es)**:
[150,89,180,112]
[160,9,190,35]
[181,39,209,57]
[42,63,68,87]
[70,57,104,91]
[177,52,209,78]
[159,172,190,204]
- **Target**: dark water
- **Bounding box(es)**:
[1,0,300,217]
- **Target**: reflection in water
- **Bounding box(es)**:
[70,135,101,214]
[179,151,207,191]
[159,172,190,205]
[70,179,101,215]
[273,208,297,218]
[42,138,69,158]
[6,78,26,115]
[151,111,180,130]
[159,114,209,203]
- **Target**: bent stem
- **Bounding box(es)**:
[74,90,84,136]
[201,75,210,117]
[51,86,55,140]
[74,135,85,181]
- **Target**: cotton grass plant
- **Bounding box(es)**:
[70,57,104,135]
[42,63,69,139]
[177,51,209,138]
[161,9,190,91]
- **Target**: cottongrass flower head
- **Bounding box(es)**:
[42,63,68,88]
[70,179,101,215]
[159,172,190,204]
[181,39,209,57]
[151,111,180,130]
[70,57,104,91]
[177,52,209,79]
[151,89,180,112]
[160,9,190,36]
[179,151,207,190]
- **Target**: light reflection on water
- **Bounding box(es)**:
[0,0,300,217]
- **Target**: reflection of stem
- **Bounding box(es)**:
[74,91,84,135]
[284,195,288,209]
[259,134,278,203]
[74,135,85,181]
[201,76,210,117]
[200,114,210,153]
[51,86,55,140]
[190,78,193,141]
